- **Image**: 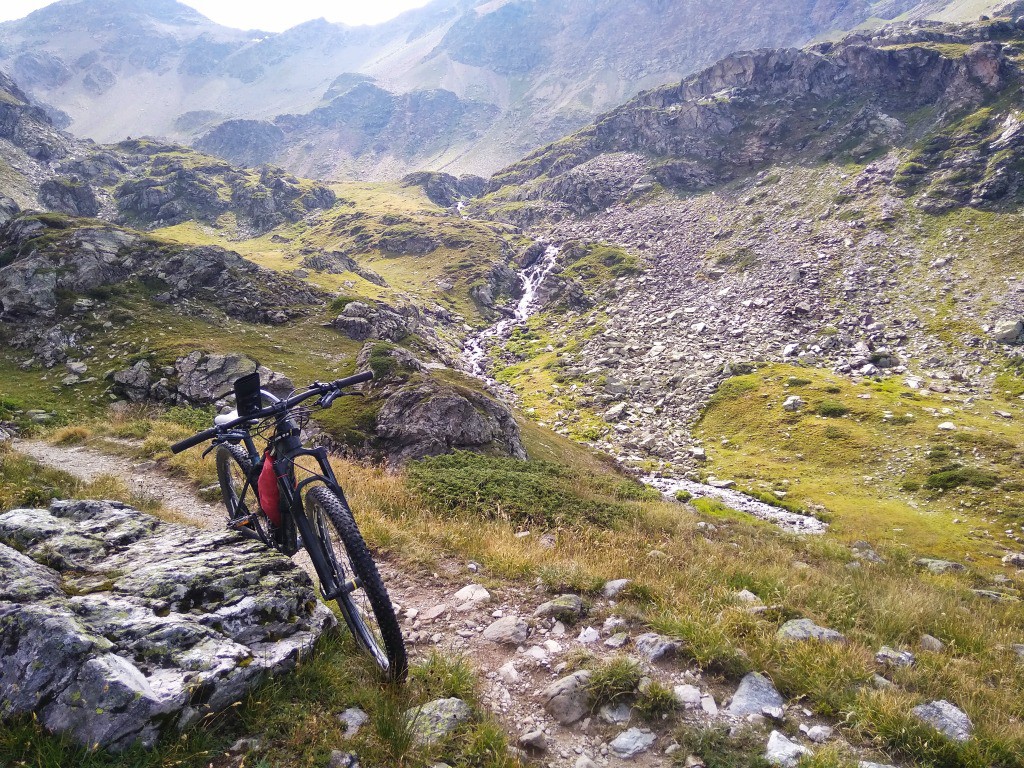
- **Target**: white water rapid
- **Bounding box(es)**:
[461,243,560,380]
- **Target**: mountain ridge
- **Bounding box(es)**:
[0,0,1010,179]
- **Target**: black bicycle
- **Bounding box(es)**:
[170,370,407,681]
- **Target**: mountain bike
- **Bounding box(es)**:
[171,370,407,681]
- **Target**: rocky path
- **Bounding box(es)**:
[8,440,884,767]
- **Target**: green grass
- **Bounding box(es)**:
[586,656,643,708]
[695,364,1023,566]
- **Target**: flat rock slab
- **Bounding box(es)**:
[0,500,334,751]
[609,728,656,758]
[911,699,973,742]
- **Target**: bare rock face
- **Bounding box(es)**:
[38,177,100,217]
[111,351,293,406]
[0,500,334,752]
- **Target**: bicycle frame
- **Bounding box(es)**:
[225,392,359,603]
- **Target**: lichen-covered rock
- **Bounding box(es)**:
[634,632,680,662]
[777,618,847,644]
[910,699,973,742]
[174,351,293,404]
[374,380,527,463]
[110,351,292,406]
[533,594,585,622]
[0,500,334,752]
[405,697,472,745]
[332,301,415,343]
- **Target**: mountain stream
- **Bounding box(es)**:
[459,241,827,534]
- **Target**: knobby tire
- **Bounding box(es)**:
[304,485,408,681]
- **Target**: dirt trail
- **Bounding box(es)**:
[14,439,223,529]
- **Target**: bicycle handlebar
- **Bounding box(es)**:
[169,370,373,454]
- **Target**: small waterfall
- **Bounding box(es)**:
[461,243,560,381]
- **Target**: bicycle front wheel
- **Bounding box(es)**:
[304,485,407,681]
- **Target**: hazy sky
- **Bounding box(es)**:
[0,0,435,31]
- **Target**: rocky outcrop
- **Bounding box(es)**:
[485,19,1024,219]
[332,301,416,342]
[114,141,335,234]
[197,83,500,181]
[38,177,100,217]
[229,166,336,233]
[401,171,488,208]
[193,119,286,168]
[0,68,70,163]
[0,499,334,751]
[300,251,387,286]
[112,352,293,405]
[0,212,324,323]
[355,343,527,463]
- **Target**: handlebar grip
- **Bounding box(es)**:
[334,370,373,388]
[170,426,219,455]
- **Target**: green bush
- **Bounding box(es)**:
[406,452,635,528]
[675,490,693,503]
[923,465,1000,491]
[817,401,850,418]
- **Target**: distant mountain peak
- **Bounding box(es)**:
[12,0,222,31]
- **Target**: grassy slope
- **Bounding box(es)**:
[152,181,516,327]
[6,409,1024,767]
[696,364,1023,567]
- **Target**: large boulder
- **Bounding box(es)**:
[991,318,1024,345]
[375,382,526,462]
[0,500,334,752]
[174,351,293,404]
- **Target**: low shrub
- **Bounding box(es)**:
[817,401,850,418]
[406,451,636,528]
[923,465,1000,491]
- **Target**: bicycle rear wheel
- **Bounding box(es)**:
[216,444,270,539]
[304,485,407,681]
